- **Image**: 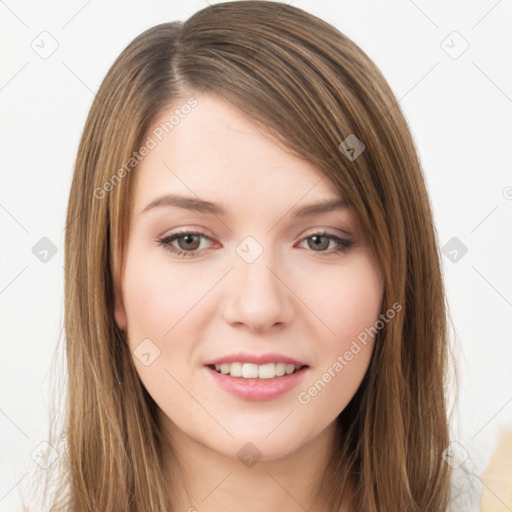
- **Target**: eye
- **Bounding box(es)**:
[297,231,355,256]
[157,231,215,258]
[156,230,355,258]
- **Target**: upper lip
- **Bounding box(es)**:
[204,352,309,367]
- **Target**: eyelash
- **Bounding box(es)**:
[156,230,355,259]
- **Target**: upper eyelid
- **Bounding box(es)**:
[162,225,353,239]
[162,229,351,242]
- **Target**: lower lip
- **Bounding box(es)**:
[205,365,309,401]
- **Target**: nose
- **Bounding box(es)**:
[222,245,294,332]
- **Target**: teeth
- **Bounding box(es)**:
[242,363,259,378]
[275,362,286,377]
[256,363,274,378]
[213,362,301,379]
[229,362,242,377]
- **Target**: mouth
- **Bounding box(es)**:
[206,362,309,380]
[204,362,310,401]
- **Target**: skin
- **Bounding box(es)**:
[113,91,384,512]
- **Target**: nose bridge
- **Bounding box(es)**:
[223,234,292,329]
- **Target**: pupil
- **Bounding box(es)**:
[310,235,328,251]
[180,234,200,250]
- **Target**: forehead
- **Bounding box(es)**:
[131,92,347,219]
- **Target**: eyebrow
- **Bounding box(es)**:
[141,193,349,218]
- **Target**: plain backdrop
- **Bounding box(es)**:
[1,0,511,510]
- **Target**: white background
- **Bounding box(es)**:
[1,0,511,510]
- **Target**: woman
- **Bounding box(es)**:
[27,1,459,510]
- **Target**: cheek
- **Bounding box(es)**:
[121,253,207,403]
[296,258,383,405]
[298,257,384,341]
[123,252,210,337]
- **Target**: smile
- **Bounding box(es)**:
[208,362,306,379]
[205,364,309,401]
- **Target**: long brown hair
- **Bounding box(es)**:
[24,1,452,510]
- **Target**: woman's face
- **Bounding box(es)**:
[113,92,384,461]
